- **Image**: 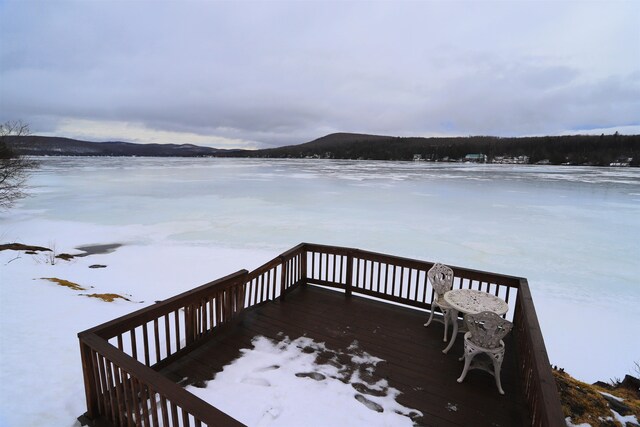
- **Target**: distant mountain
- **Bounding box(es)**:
[6,132,640,166]
[5,136,245,157]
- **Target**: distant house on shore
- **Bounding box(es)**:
[464,153,487,163]
[493,155,530,164]
[610,157,633,167]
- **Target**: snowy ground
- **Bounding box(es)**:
[0,236,420,427]
[0,235,275,427]
[1,157,639,426]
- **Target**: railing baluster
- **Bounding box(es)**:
[138,379,151,427]
[182,408,191,427]
[142,323,150,366]
[201,299,207,335]
[120,370,133,427]
[159,395,169,427]
[113,366,126,427]
[129,374,139,425]
[259,274,265,303]
[153,320,160,365]
[89,350,104,416]
[164,314,171,357]
[383,263,389,294]
[130,328,138,361]
[170,402,179,425]
[104,360,117,423]
[149,386,159,427]
[324,253,329,282]
[421,270,428,303]
[332,253,337,282]
[390,264,396,296]
[176,309,183,351]
[345,252,353,296]
[93,352,107,416]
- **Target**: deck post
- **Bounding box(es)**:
[185,304,195,345]
[300,248,307,287]
[345,250,354,297]
[280,256,287,301]
[79,338,99,420]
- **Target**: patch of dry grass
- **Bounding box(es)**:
[40,277,86,291]
[0,243,51,252]
[82,293,131,302]
[554,369,640,426]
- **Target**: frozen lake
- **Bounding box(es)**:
[1,157,639,418]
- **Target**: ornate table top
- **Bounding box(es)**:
[443,289,508,316]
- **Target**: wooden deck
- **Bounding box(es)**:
[159,284,531,426]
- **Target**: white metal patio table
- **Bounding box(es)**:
[441,289,509,354]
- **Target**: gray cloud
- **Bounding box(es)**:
[1,0,638,148]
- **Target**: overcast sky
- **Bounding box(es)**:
[1,1,638,149]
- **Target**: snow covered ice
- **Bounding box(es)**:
[1,157,639,426]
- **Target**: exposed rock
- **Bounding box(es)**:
[89,264,107,269]
[621,375,640,397]
[601,394,633,416]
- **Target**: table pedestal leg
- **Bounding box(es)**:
[443,309,458,354]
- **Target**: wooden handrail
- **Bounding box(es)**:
[85,270,249,339]
[515,278,565,426]
[304,243,522,287]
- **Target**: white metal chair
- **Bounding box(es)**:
[423,263,454,342]
[457,311,513,394]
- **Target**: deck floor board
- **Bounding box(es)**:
[159,284,531,426]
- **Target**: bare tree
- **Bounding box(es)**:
[0,120,38,209]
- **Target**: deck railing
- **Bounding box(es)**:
[303,243,563,426]
[78,242,563,427]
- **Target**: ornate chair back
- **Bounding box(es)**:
[465,311,513,349]
[428,263,454,297]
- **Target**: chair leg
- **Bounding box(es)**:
[443,309,449,342]
[492,356,505,395]
[424,305,435,327]
[457,353,474,383]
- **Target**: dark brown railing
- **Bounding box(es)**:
[79,242,563,427]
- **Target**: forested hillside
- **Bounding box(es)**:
[7,133,639,166]
[226,132,640,166]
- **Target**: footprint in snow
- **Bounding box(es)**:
[254,364,280,372]
[256,407,282,426]
[295,372,326,381]
[354,394,384,413]
[240,377,271,387]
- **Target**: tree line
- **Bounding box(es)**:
[222,133,640,166]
